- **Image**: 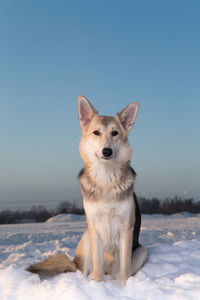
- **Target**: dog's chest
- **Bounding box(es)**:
[84,198,134,250]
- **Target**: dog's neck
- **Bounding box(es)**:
[89,160,129,184]
[78,160,135,201]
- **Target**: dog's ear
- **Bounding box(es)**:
[116,102,139,132]
[78,96,98,126]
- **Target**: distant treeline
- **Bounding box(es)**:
[139,197,199,215]
[0,201,83,224]
[0,197,199,224]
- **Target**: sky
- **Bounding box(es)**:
[0,0,200,210]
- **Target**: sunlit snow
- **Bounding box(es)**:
[1,213,200,299]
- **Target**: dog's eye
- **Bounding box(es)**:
[93,130,100,136]
[111,131,119,136]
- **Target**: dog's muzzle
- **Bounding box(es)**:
[102,147,113,158]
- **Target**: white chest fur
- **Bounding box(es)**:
[84,196,134,251]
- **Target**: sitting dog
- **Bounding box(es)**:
[27,96,147,287]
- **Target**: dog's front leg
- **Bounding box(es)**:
[88,221,104,282]
[120,228,133,287]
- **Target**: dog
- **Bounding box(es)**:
[27,96,147,287]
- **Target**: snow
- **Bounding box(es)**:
[1,213,200,299]
[46,214,86,223]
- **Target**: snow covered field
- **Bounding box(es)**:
[1,213,200,300]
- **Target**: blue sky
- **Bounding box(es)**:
[0,0,200,210]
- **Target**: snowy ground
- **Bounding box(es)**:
[1,213,200,300]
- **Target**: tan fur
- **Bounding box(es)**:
[26,254,77,275]
[26,96,147,287]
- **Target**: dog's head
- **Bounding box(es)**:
[78,96,139,166]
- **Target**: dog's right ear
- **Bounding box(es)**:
[78,96,97,126]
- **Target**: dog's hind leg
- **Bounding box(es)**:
[73,230,92,276]
[131,246,147,276]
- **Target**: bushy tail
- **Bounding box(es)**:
[26,253,77,276]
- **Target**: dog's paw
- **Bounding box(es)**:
[93,272,104,282]
[120,275,128,288]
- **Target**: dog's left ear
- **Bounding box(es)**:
[116,102,139,132]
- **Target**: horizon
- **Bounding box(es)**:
[0,195,198,214]
[0,1,200,210]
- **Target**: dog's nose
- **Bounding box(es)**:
[102,147,113,158]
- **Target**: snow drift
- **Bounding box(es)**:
[1,213,200,299]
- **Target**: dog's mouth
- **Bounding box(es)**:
[95,153,113,161]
